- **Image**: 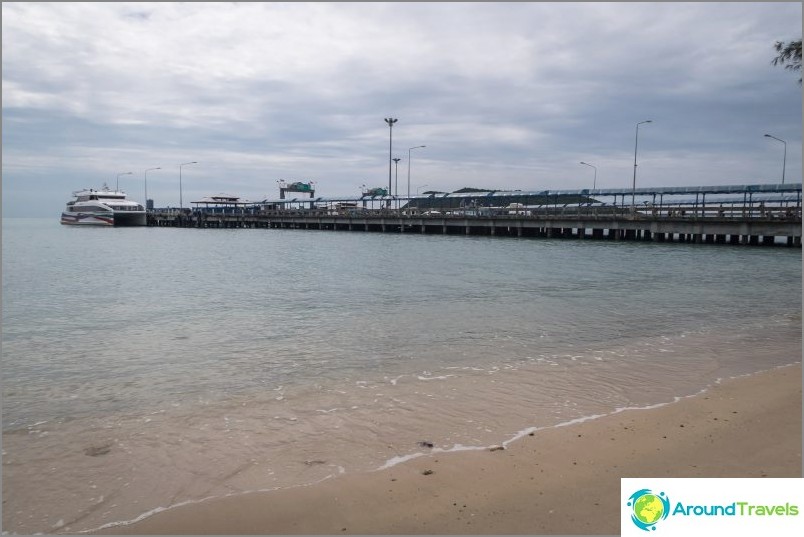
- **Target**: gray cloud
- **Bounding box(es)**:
[3,2,801,216]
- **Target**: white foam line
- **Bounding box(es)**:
[77,472,340,534]
[376,444,489,471]
[502,363,801,448]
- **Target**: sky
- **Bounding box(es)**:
[2,2,802,217]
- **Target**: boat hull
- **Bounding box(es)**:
[60,212,146,226]
[112,212,147,226]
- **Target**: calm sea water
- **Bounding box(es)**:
[2,217,801,533]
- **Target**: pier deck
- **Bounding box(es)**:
[148,208,801,246]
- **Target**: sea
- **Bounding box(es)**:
[2,217,801,534]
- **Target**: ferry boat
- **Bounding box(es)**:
[60,185,146,226]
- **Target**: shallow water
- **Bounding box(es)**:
[2,218,801,533]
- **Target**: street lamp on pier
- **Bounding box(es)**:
[116,171,132,191]
[144,167,161,210]
[764,134,787,185]
[179,161,197,209]
[392,157,401,209]
[632,120,652,213]
[384,118,397,203]
[416,184,429,195]
[579,161,597,190]
[407,145,426,200]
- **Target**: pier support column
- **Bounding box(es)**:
[517,227,523,237]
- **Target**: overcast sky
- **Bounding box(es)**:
[3,2,802,217]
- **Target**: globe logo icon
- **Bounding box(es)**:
[627,489,670,531]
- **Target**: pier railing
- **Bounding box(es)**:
[147,204,801,247]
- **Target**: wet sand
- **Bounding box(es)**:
[98,363,801,535]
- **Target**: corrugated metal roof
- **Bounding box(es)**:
[254,183,801,205]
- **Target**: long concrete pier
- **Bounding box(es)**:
[148,209,801,247]
[148,183,802,246]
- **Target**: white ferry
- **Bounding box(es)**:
[60,184,146,226]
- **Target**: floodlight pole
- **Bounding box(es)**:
[632,120,652,213]
[384,118,397,206]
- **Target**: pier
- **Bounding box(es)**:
[148,183,802,247]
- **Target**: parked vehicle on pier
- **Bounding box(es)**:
[60,185,146,226]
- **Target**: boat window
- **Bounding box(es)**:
[74,205,110,212]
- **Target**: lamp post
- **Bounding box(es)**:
[116,171,132,191]
[632,120,652,213]
[144,167,160,209]
[407,145,426,200]
[579,161,597,190]
[416,184,428,195]
[392,157,401,210]
[179,161,197,209]
[384,118,397,204]
[764,134,787,184]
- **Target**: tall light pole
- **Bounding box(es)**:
[632,120,652,213]
[179,161,197,209]
[764,134,787,184]
[392,157,401,209]
[384,118,397,203]
[416,184,428,195]
[407,145,426,200]
[579,161,597,190]
[116,171,132,191]
[144,167,160,210]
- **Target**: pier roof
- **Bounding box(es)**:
[255,183,801,205]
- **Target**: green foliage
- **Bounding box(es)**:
[772,39,802,84]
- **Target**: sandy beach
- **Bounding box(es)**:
[95,363,801,535]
